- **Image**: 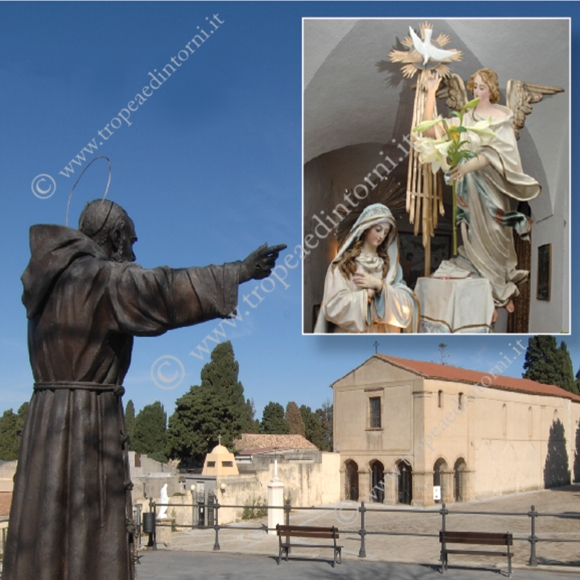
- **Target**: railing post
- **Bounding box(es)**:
[358,501,367,558]
[213,501,221,551]
[149,500,157,550]
[440,501,448,568]
[284,499,291,553]
[528,504,538,566]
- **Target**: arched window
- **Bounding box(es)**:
[438,390,444,408]
[458,392,464,409]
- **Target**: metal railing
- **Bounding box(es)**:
[142,498,580,568]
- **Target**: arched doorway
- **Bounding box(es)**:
[397,460,412,505]
[370,460,385,503]
[345,460,359,500]
[454,458,467,502]
[433,458,448,502]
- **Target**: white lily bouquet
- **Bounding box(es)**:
[413,98,496,254]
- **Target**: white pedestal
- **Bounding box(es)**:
[267,478,285,536]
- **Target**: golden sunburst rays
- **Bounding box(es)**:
[389,22,462,79]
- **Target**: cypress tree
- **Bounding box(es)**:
[0,403,28,460]
[133,401,167,462]
[0,409,19,460]
[125,399,136,450]
[300,405,328,450]
[523,336,579,394]
[557,342,578,394]
[285,402,306,436]
[316,400,333,451]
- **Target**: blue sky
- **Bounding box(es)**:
[0,1,578,421]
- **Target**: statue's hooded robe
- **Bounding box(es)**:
[4,224,241,580]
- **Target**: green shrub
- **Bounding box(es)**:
[241,496,268,520]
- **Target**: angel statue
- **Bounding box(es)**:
[418,68,562,323]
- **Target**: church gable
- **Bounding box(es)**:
[333,355,420,390]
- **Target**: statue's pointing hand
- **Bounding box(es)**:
[240,243,287,282]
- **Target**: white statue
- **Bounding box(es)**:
[157,483,169,519]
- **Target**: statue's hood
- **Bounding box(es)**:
[21,225,107,319]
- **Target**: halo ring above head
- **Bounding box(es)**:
[65,156,112,227]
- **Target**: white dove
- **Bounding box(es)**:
[409,26,456,66]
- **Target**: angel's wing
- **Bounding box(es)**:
[436,73,467,112]
[506,80,564,137]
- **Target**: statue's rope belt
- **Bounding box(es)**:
[34,381,125,397]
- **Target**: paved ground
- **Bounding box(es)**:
[140,485,580,578]
[136,551,580,580]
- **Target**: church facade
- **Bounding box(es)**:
[333,354,580,507]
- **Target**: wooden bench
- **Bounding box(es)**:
[440,530,513,576]
[276,524,342,567]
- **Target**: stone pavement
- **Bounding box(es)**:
[136,551,580,580]
[141,485,580,578]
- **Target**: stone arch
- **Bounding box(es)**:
[369,459,385,503]
[453,458,467,502]
[396,459,413,505]
[433,457,448,502]
[344,459,359,500]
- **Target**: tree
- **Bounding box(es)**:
[557,342,577,394]
[300,405,328,450]
[0,403,29,460]
[125,400,136,450]
[166,341,253,463]
[285,402,305,436]
[316,400,333,451]
[133,402,167,462]
[260,402,289,434]
[0,410,18,460]
[523,336,578,394]
[575,369,580,397]
[242,398,260,434]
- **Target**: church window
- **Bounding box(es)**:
[369,396,381,429]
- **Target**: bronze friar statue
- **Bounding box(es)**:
[4,199,286,580]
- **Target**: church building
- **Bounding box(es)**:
[333,354,580,506]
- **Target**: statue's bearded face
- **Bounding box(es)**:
[113,218,137,263]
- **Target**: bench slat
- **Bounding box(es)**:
[277,525,336,533]
[277,525,339,539]
[446,550,512,557]
[441,531,512,545]
[280,542,343,550]
[279,531,337,539]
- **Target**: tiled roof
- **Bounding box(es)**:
[375,354,580,403]
[234,434,318,452]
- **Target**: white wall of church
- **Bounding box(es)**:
[423,378,580,501]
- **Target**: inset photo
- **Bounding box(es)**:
[303,18,569,335]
